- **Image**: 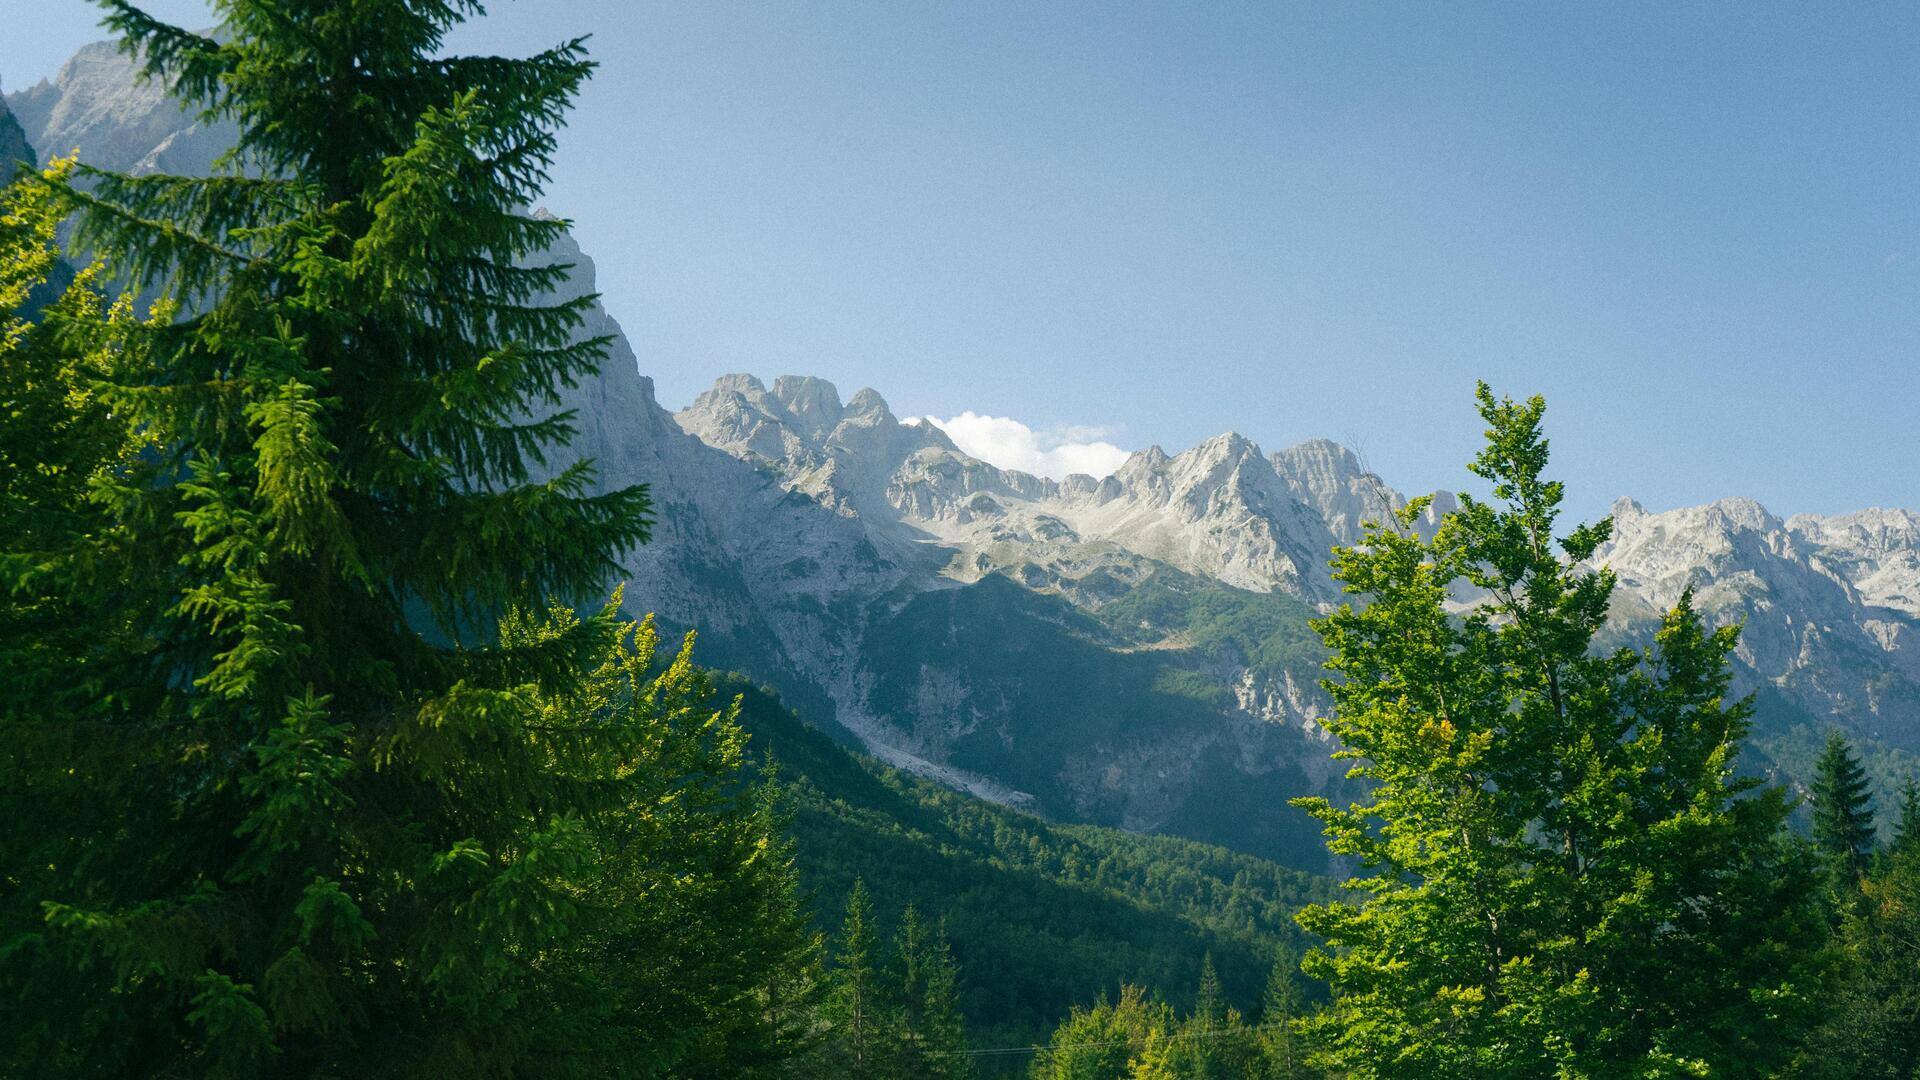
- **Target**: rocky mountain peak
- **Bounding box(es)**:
[7,39,236,177]
[1268,438,1400,544]
[1610,496,1647,522]
[843,387,894,422]
[770,375,844,438]
[1191,431,1264,465]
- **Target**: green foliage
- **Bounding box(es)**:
[1290,384,1830,1078]
[891,906,976,1079]
[1094,568,1325,678]
[1894,776,1920,859]
[1025,959,1317,1080]
[732,677,1335,1053]
[1257,945,1313,1079]
[1028,985,1171,1079]
[813,891,978,1080]
[1792,851,1920,1078]
[1,2,815,1075]
[1811,730,1878,885]
[825,880,885,1076]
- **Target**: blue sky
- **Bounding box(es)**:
[11,2,1919,520]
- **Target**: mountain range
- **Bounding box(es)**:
[9,40,1920,874]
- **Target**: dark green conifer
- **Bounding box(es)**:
[908,917,974,1080]
[1258,944,1312,1079]
[1192,952,1226,1028]
[1812,731,1878,884]
[1888,775,1920,859]
[829,880,884,1078]
[2,2,811,1075]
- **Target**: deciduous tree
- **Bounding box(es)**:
[1292,384,1828,1078]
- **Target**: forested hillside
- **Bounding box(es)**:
[729,675,1334,1050]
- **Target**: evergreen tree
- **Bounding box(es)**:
[905,916,974,1080]
[1174,952,1251,1080]
[1792,850,1920,1078]
[0,157,166,1078]
[891,902,931,1071]
[1191,952,1225,1028]
[1291,384,1829,1078]
[1811,731,1877,888]
[502,604,821,1076]
[0,158,153,747]
[1257,945,1313,1079]
[1892,775,1920,859]
[3,2,812,1075]
[829,880,886,1078]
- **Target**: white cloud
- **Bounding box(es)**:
[915,411,1132,480]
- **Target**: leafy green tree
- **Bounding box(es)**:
[503,605,821,1076]
[1291,384,1829,1078]
[2,2,815,1075]
[0,158,152,740]
[1811,731,1878,886]
[1127,1026,1181,1079]
[1029,985,1170,1080]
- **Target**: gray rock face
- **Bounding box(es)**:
[1595,497,1920,752]
[0,95,32,175]
[7,40,236,177]
[679,381,1404,604]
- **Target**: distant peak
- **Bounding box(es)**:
[904,417,960,452]
[710,372,768,397]
[845,387,893,418]
[1702,496,1781,531]
[772,374,843,414]
[1275,437,1361,466]
[1190,431,1264,461]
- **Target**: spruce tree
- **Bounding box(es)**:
[918,922,974,1080]
[2,2,810,1075]
[1176,951,1250,1080]
[1291,384,1829,1078]
[1892,776,1920,859]
[829,880,884,1078]
[1792,849,1920,1078]
[1258,945,1312,1079]
[1191,952,1225,1028]
[893,902,930,1068]
[1811,731,1877,885]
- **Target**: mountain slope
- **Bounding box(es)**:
[730,675,1333,1052]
